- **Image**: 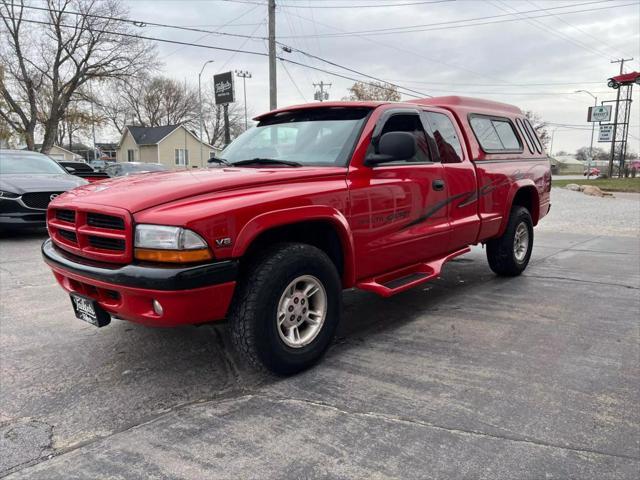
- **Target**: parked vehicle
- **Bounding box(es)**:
[0,150,87,230]
[58,161,110,183]
[105,162,167,177]
[88,159,111,172]
[42,96,551,374]
[583,167,601,177]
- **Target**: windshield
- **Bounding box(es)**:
[220,107,371,167]
[0,152,68,175]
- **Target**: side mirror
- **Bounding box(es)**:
[64,166,76,173]
[364,131,416,166]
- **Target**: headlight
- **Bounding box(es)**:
[0,190,20,199]
[134,224,212,263]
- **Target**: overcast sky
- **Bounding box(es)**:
[122,0,640,155]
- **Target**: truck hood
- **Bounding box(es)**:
[56,166,347,213]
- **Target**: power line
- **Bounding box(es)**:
[489,0,618,61]
[278,0,454,8]
[279,59,308,102]
[276,1,634,38]
[526,0,638,63]
[11,3,431,98]
[14,17,427,99]
[161,4,261,59]
[284,45,433,98]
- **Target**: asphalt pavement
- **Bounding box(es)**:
[1,190,638,479]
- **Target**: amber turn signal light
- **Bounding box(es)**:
[134,248,212,263]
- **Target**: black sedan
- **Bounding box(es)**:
[0,150,87,231]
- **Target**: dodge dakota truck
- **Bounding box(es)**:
[42,96,551,374]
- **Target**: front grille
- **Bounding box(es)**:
[48,207,131,263]
[22,192,63,210]
[88,235,125,251]
[56,209,76,223]
[58,229,78,243]
[87,213,124,230]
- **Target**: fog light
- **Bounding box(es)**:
[152,299,164,316]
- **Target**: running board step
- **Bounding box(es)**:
[355,247,470,297]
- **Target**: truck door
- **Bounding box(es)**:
[348,108,451,280]
[422,109,480,249]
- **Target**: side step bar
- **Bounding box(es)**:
[355,247,471,297]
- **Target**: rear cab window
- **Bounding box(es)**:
[469,115,522,153]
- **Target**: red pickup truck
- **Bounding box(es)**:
[43,96,551,374]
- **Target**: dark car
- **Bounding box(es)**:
[105,162,167,177]
[0,150,87,230]
[57,161,110,183]
[88,159,111,172]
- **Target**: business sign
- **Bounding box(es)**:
[213,71,235,105]
[588,105,612,122]
[598,124,614,142]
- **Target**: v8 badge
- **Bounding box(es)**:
[215,237,232,248]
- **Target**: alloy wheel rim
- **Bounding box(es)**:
[513,222,529,263]
[276,275,327,348]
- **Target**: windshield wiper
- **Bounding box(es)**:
[231,158,302,167]
[207,156,232,166]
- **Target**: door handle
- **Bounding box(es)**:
[432,179,445,191]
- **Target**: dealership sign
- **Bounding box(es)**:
[214,71,235,105]
[598,124,614,142]
[588,105,612,122]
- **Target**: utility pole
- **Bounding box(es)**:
[198,60,215,167]
[313,81,331,102]
[223,104,231,146]
[575,90,597,178]
[268,0,277,110]
[235,70,252,130]
[608,57,633,177]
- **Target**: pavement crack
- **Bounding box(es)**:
[255,394,640,463]
[523,273,639,290]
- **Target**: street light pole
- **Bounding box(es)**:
[575,90,598,178]
[198,60,215,167]
[235,70,252,131]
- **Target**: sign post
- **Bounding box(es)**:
[587,105,612,122]
[214,72,235,147]
[598,124,614,143]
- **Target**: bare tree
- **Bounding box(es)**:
[344,81,401,102]
[524,111,550,149]
[0,0,156,152]
[201,83,245,148]
[97,76,198,132]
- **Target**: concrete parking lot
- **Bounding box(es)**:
[1,188,639,479]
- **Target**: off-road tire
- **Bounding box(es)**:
[228,243,342,375]
[486,206,533,276]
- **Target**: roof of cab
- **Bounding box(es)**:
[254,96,523,121]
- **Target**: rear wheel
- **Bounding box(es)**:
[229,243,342,375]
[486,206,533,276]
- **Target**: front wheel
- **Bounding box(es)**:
[486,206,533,276]
[229,243,342,375]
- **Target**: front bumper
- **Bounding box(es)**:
[42,239,238,327]
[0,198,46,228]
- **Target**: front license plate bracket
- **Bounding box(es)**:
[70,293,111,327]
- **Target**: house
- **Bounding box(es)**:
[27,144,85,162]
[552,155,584,175]
[116,124,218,169]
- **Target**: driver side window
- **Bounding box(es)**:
[371,113,432,164]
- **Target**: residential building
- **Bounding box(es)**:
[26,144,85,162]
[116,124,217,169]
